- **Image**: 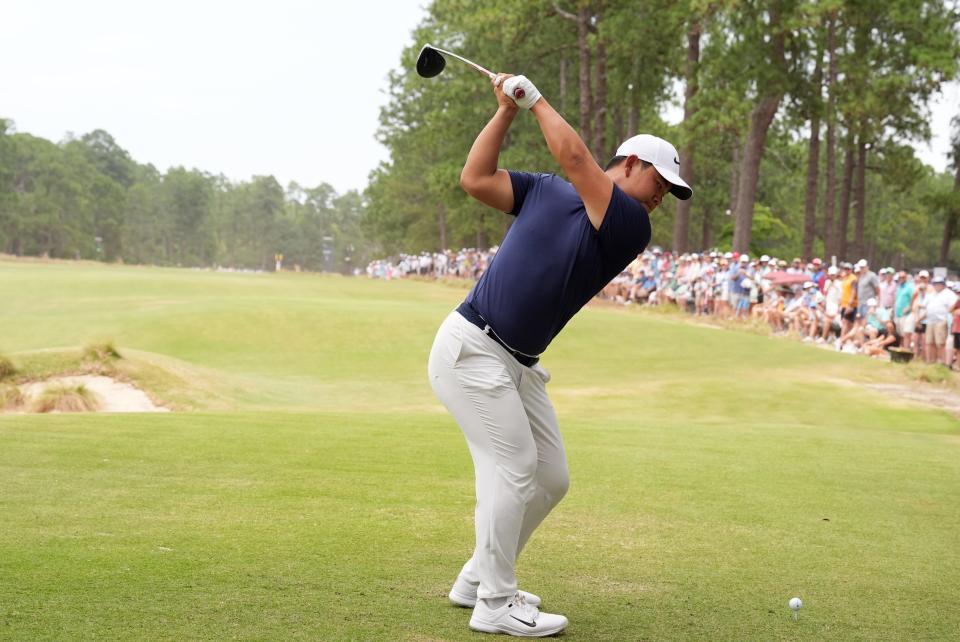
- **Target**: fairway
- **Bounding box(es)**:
[2,258,959,641]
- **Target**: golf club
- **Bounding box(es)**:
[416,44,525,100]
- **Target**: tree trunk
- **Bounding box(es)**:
[731,7,786,254]
[673,19,700,255]
[559,57,567,114]
[701,207,713,250]
[577,6,592,148]
[823,14,838,260]
[592,5,607,160]
[476,218,487,250]
[837,138,855,260]
[732,95,781,253]
[940,162,960,264]
[802,40,823,261]
[729,139,740,215]
[612,108,623,149]
[853,131,867,260]
[437,204,447,251]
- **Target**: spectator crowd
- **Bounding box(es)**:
[368,247,960,369]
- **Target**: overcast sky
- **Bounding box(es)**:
[2,1,956,195]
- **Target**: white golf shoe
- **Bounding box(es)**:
[448,575,541,608]
[469,592,567,637]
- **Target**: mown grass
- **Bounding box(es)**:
[1,257,959,641]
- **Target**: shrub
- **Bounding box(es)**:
[82,341,122,362]
[0,384,24,410]
[32,384,101,413]
[0,354,16,380]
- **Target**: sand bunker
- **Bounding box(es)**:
[17,375,168,413]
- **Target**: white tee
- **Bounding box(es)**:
[925,288,958,324]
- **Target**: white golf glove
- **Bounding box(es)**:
[503,75,542,110]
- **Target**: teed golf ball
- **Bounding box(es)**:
[789,597,803,611]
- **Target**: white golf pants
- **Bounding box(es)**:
[428,311,569,599]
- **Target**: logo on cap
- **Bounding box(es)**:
[674,156,680,166]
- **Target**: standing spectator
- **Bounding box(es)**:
[952,285,960,370]
[924,276,958,365]
[855,259,880,330]
[810,258,825,291]
[894,270,916,353]
[820,265,842,342]
[837,263,858,346]
[878,268,896,314]
[912,271,931,360]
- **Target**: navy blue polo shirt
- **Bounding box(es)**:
[464,171,651,355]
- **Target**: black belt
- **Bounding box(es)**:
[456,301,540,367]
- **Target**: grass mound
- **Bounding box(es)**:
[906,361,955,386]
[31,384,101,413]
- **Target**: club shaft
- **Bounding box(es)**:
[430,45,495,79]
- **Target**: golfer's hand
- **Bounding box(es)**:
[492,73,519,112]
[502,74,542,110]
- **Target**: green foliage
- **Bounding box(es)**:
[716,203,795,254]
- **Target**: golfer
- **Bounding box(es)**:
[428,72,692,637]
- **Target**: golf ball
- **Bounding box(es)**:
[789,597,803,611]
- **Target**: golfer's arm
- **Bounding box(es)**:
[531,98,612,230]
[460,107,517,213]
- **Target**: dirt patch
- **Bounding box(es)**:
[13,375,169,413]
[865,383,960,417]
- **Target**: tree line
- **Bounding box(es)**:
[368,0,960,268]
[0,120,368,272]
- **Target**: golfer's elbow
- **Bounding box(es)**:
[459,168,477,195]
[459,168,490,198]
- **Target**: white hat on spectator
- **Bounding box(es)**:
[918,270,930,279]
[867,297,878,306]
[724,252,733,259]
[932,276,946,285]
[827,266,838,275]
[803,281,816,289]
[760,255,770,263]
[856,259,868,268]
[739,254,750,263]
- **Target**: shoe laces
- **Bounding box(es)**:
[510,592,539,622]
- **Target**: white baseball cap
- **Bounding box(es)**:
[856,259,868,268]
[616,134,693,200]
[739,254,750,263]
[827,266,838,275]
[760,255,770,262]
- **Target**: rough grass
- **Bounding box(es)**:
[0,383,24,410]
[82,340,122,362]
[0,258,958,641]
[31,383,101,413]
[0,354,16,380]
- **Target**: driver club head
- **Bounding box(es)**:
[416,45,446,78]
